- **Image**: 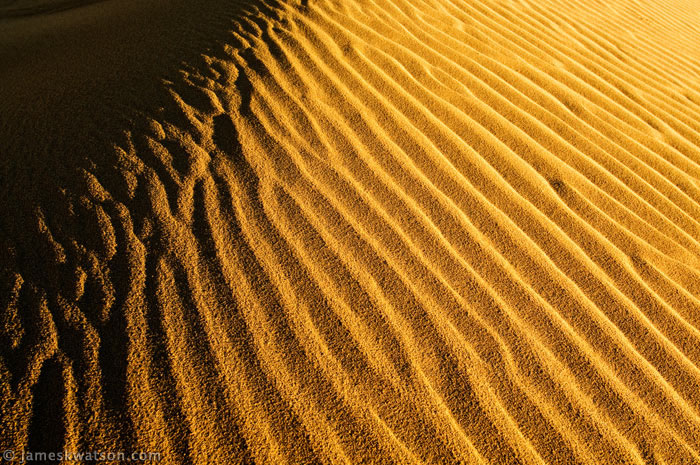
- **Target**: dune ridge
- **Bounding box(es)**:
[2,0,700,463]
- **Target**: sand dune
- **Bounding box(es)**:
[2,0,700,463]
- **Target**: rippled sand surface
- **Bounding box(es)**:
[2,0,700,463]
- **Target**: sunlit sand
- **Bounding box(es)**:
[2,0,700,463]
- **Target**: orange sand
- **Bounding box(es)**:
[2,0,700,463]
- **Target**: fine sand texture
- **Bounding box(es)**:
[2,0,700,463]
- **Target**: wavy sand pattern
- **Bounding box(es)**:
[2,0,700,463]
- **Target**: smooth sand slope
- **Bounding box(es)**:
[2,0,700,463]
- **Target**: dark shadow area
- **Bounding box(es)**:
[213,113,244,157]
[0,0,284,458]
[0,0,106,18]
[27,357,66,461]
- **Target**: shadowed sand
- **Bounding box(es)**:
[2,0,700,463]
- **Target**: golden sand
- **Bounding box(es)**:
[2,0,700,463]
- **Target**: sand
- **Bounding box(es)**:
[2,0,700,463]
